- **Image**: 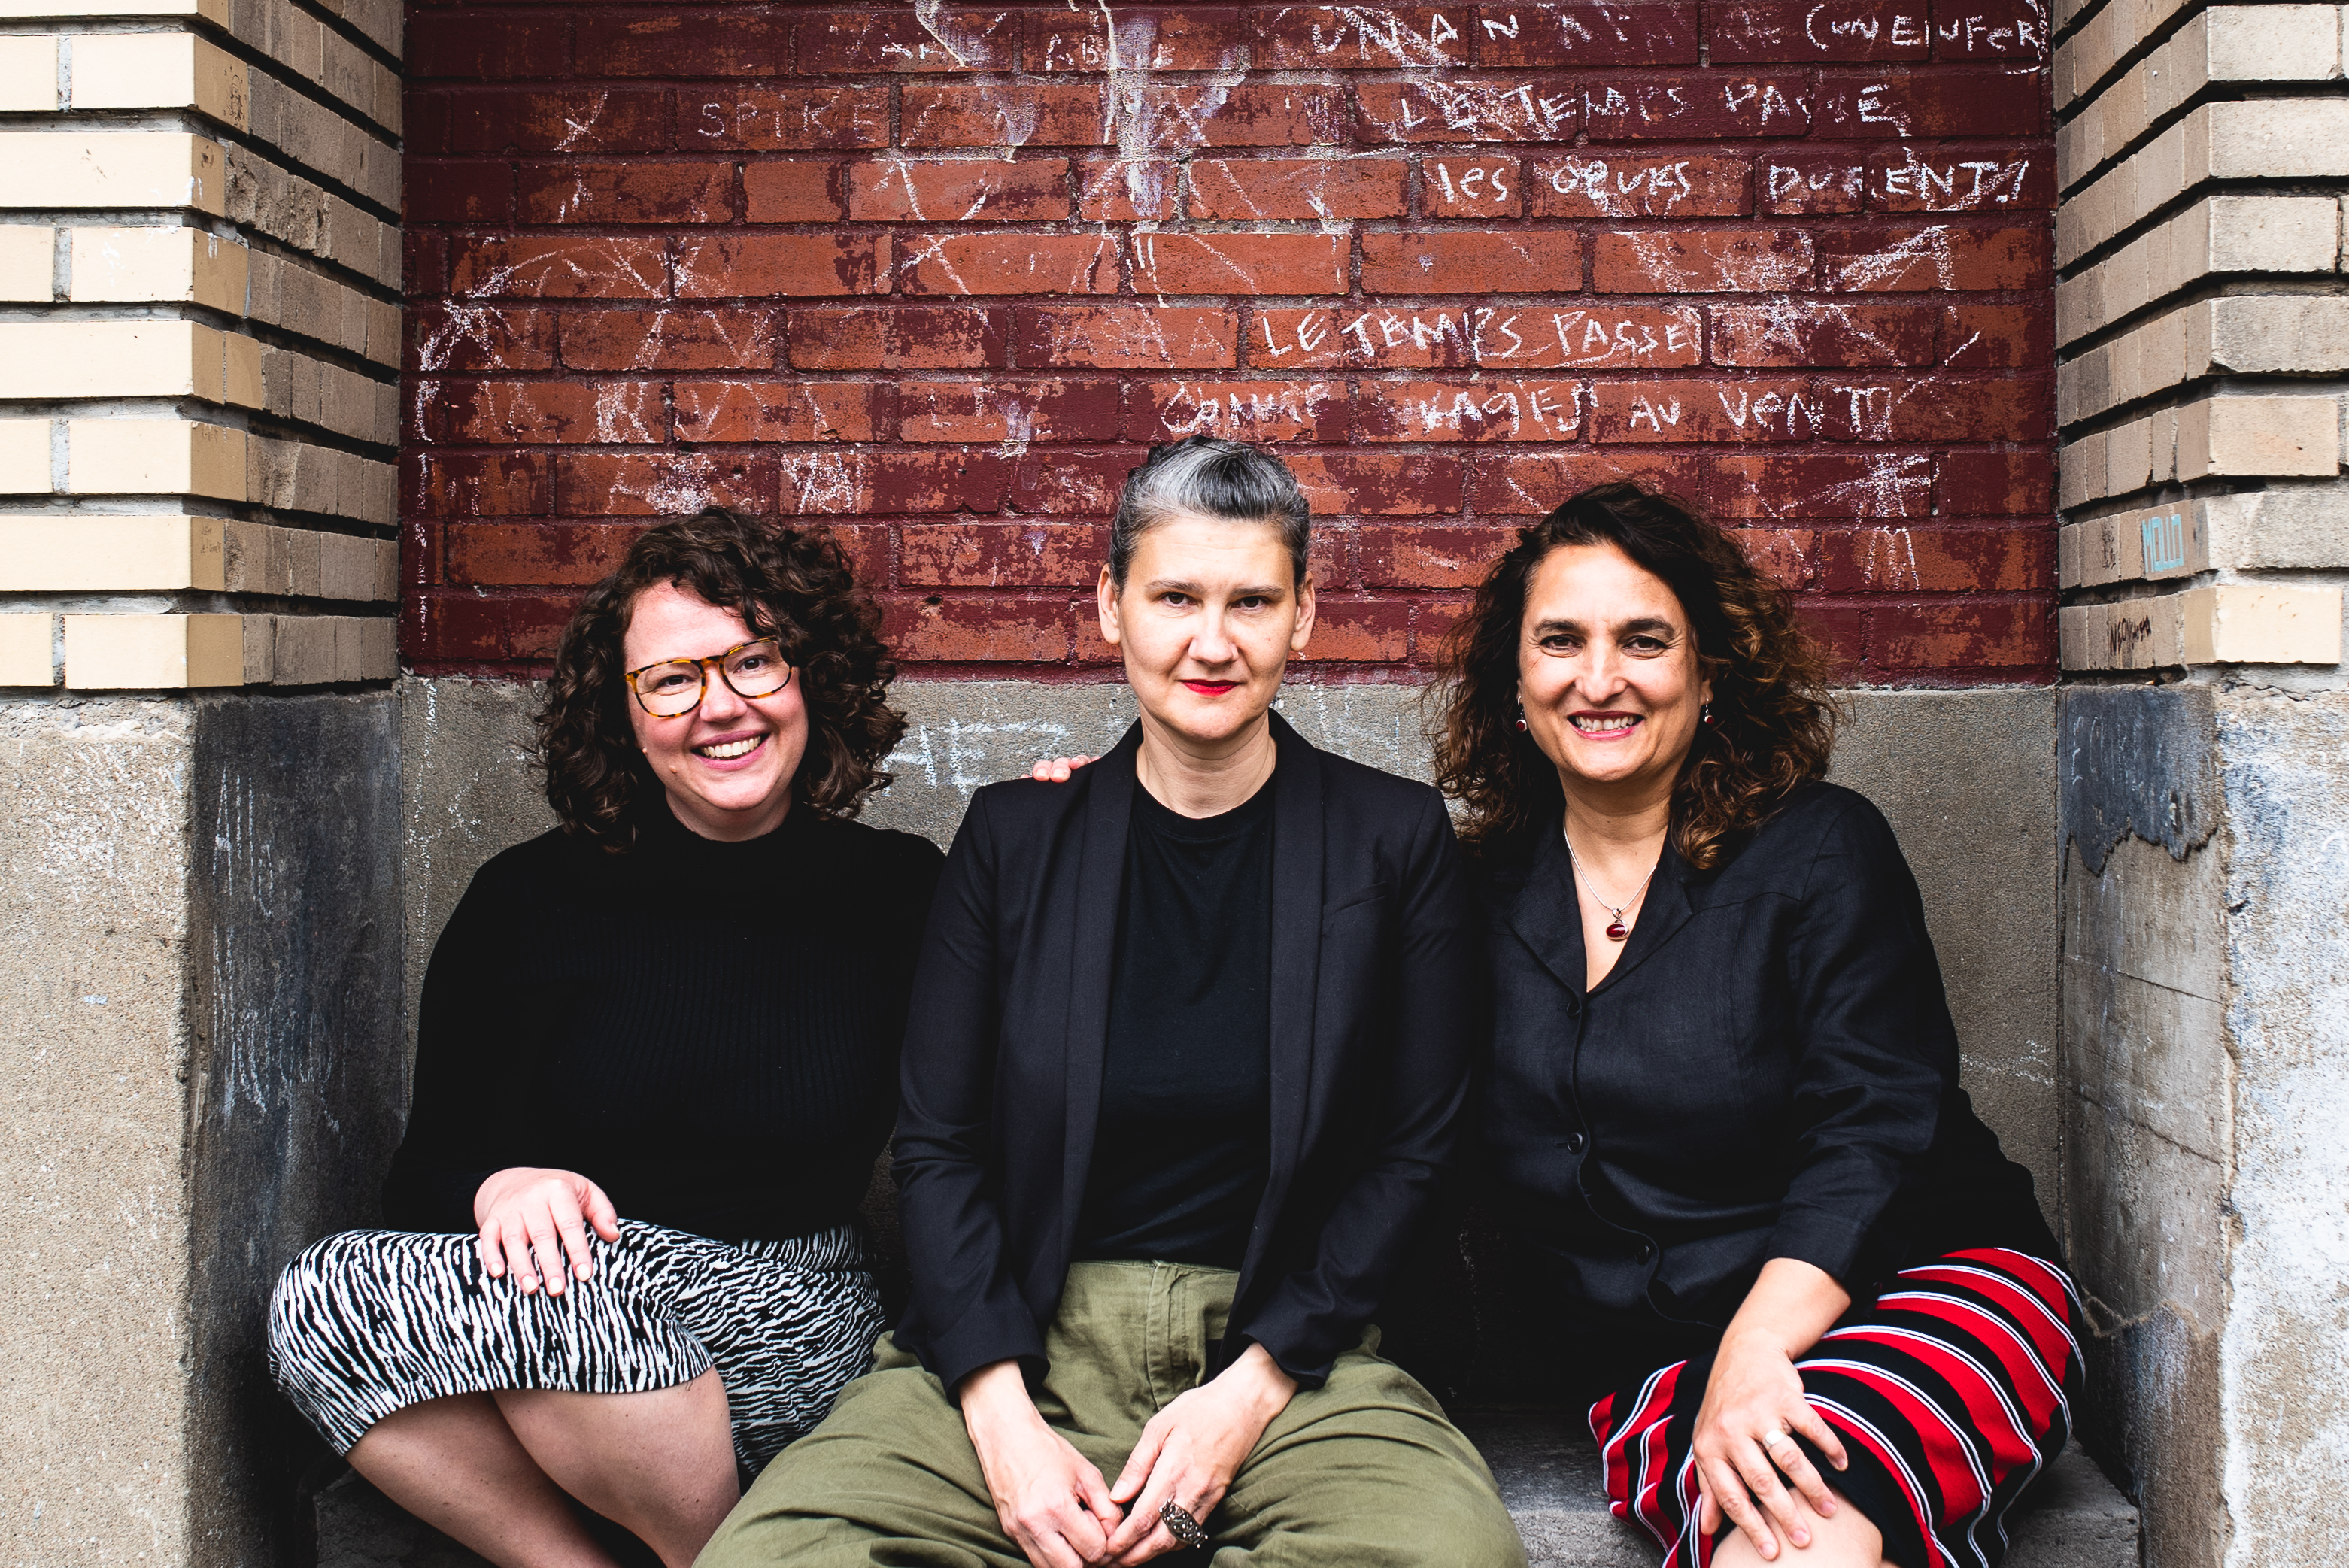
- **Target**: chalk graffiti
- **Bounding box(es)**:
[1875,153,2035,208]
[1429,159,1510,205]
[1938,8,2046,53]
[1545,156,1722,214]
[1381,380,1579,438]
[1252,305,1698,368]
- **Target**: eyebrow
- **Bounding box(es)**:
[1144,578,1289,597]
[1528,614,1679,638]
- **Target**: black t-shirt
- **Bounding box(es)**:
[381,800,944,1242]
[1074,774,1276,1269]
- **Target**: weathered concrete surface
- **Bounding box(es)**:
[2062,833,2229,1568]
[2059,684,2349,1568]
[1829,688,2059,1214]
[400,678,2062,1218]
[399,678,548,1054]
[0,696,205,1565]
[187,693,408,1567]
[2061,685,2220,873]
[0,692,404,1568]
[2212,688,2349,1568]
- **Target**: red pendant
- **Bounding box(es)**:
[1606,920,1629,941]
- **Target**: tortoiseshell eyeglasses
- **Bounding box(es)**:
[624,638,794,717]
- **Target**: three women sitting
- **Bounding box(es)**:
[271,439,2076,1568]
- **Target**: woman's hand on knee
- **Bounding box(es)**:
[472,1168,621,1296]
[1103,1344,1297,1565]
[1692,1329,1850,1561]
[960,1362,1121,1568]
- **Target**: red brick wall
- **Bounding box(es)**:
[402,2,2055,683]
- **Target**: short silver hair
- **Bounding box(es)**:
[1109,436,1311,588]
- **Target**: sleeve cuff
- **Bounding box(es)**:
[923,1306,1049,1399]
[1231,1312,1340,1389]
[1764,1210,1874,1287]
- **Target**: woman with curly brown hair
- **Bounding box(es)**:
[266,507,942,1568]
[1434,484,2079,1568]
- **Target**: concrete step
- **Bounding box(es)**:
[314,1415,2139,1568]
[1461,1412,2141,1568]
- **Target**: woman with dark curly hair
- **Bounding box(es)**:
[1434,484,2078,1568]
[266,508,942,1568]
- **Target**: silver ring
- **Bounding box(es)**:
[1759,1429,1792,1451]
[1160,1500,1209,1550]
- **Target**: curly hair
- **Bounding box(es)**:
[536,508,906,848]
[1431,482,1835,870]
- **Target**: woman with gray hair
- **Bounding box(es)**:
[701,436,1525,1568]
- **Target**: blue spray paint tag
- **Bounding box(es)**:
[2141,511,2187,573]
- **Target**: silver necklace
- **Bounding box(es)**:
[1561,826,1661,942]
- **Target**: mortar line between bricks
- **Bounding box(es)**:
[185,20,403,143]
[2047,0,2213,123]
[259,0,402,74]
[2056,83,2349,206]
[2056,172,2349,284]
[2052,265,2349,364]
[0,102,409,228]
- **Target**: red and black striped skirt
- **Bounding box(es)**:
[1588,1248,2084,1568]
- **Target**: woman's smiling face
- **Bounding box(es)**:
[622,581,809,841]
[1516,542,1710,799]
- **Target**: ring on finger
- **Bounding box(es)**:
[1759,1429,1794,1454]
[1159,1500,1209,1550]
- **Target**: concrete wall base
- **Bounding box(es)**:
[2059,685,2349,1568]
[0,691,404,1568]
[400,675,2061,1215]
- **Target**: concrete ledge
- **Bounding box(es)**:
[312,1415,2138,1568]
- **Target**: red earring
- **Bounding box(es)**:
[1513,705,1528,732]
[1701,702,1716,727]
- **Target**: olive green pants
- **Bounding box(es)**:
[697,1260,1526,1568]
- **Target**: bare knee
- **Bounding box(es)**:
[1707,1485,1889,1568]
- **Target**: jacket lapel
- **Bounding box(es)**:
[1059,722,1142,1255]
[1506,823,1588,996]
[1243,712,1323,1282]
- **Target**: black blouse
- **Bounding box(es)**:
[1475,782,2054,1385]
[384,802,943,1243]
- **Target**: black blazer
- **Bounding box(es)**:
[892,713,1480,1394]
[1476,782,2053,1374]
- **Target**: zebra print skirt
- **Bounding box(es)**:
[266,1219,883,1472]
[1591,1248,2084,1568]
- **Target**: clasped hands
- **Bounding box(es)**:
[960,1345,1297,1568]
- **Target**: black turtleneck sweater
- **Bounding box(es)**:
[382,801,944,1242]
